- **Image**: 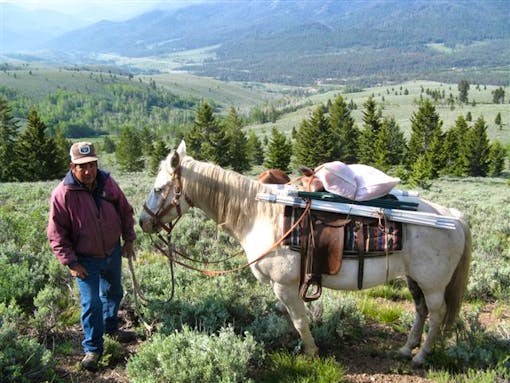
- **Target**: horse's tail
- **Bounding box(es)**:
[443,212,472,330]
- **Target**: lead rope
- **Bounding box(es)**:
[127,255,153,334]
[128,230,177,336]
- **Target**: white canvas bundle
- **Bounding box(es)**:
[312,161,400,201]
[348,164,400,201]
[314,161,357,200]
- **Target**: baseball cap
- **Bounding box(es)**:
[70,142,98,164]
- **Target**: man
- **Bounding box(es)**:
[47,141,137,371]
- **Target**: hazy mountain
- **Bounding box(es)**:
[46,1,509,54]
[0,3,90,52]
[3,0,509,85]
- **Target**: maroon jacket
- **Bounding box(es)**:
[47,170,136,267]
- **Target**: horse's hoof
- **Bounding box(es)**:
[411,355,425,368]
[275,301,286,313]
[304,345,319,358]
[397,346,412,360]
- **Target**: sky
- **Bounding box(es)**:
[0,0,195,22]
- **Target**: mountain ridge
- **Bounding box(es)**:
[3,0,509,86]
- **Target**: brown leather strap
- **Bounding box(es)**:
[356,220,365,290]
[299,209,323,301]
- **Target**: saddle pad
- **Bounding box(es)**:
[283,206,403,253]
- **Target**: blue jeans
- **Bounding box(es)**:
[76,242,123,354]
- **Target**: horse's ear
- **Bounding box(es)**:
[170,151,180,169]
[176,140,187,157]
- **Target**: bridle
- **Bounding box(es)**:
[142,164,193,234]
[131,162,193,318]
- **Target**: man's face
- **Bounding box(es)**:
[71,161,98,188]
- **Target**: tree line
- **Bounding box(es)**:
[263,95,506,186]
[93,94,510,185]
[0,92,507,185]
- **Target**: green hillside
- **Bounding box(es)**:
[244,80,510,146]
[1,65,509,148]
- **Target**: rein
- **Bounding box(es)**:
[150,198,311,277]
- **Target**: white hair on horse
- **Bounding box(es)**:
[140,140,471,367]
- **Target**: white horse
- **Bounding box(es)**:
[139,141,471,366]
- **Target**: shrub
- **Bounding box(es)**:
[126,325,264,383]
[30,285,75,338]
[0,300,25,328]
[0,324,56,383]
[246,311,292,350]
[311,293,365,351]
[100,335,126,368]
[427,309,510,374]
[467,256,510,300]
[0,252,38,310]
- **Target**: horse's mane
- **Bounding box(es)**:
[181,157,278,233]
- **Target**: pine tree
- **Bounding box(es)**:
[328,95,360,163]
[409,153,433,189]
[293,105,337,168]
[427,133,446,178]
[458,80,470,103]
[102,136,116,153]
[373,117,407,172]
[0,97,19,181]
[116,126,144,172]
[264,127,292,172]
[15,108,63,181]
[492,87,505,104]
[443,115,468,176]
[224,106,250,173]
[139,125,155,156]
[246,131,264,166]
[149,139,168,175]
[462,116,490,176]
[359,97,382,165]
[487,141,506,177]
[495,112,502,128]
[184,120,205,160]
[53,126,71,177]
[407,99,443,168]
[186,102,230,166]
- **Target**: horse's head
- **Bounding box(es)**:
[139,140,192,233]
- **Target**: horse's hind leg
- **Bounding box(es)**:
[271,281,319,356]
[399,277,428,360]
[412,291,446,366]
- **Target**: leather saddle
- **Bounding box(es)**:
[299,210,350,301]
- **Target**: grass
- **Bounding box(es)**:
[257,352,347,383]
[358,296,404,325]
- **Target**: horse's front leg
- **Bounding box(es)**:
[272,281,319,356]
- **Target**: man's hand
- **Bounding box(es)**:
[69,263,88,279]
[122,241,136,260]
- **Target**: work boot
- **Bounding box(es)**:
[80,352,101,371]
[107,329,137,343]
